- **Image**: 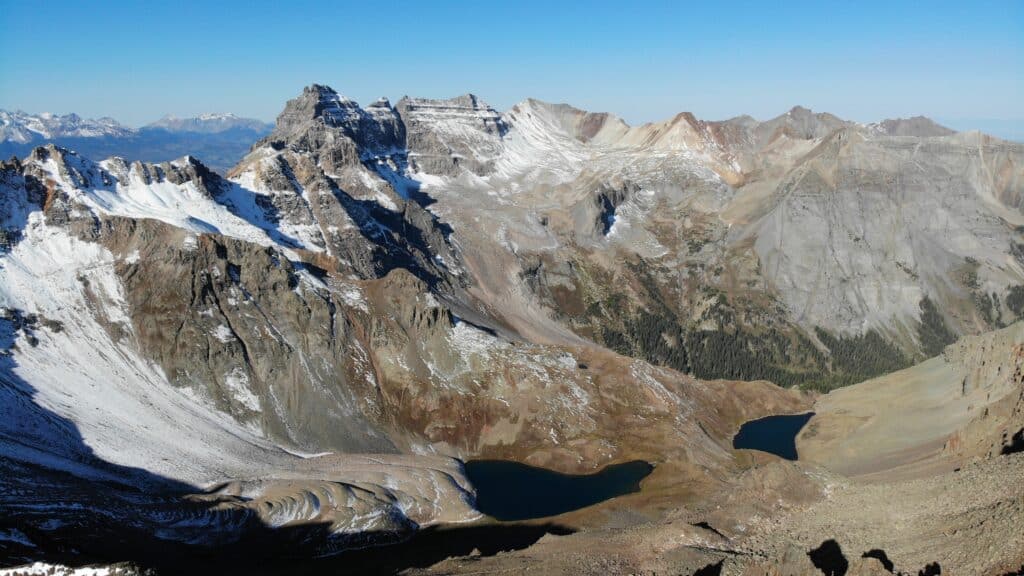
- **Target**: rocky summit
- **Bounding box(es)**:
[1,84,1022,575]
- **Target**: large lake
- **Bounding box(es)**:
[732,412,814,460]
[464,459,653,521]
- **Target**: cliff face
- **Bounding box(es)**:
[797,322,1024,477]
[395,94,507,177]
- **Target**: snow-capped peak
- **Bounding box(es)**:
[0,110,134,143]
[144,113,270,134]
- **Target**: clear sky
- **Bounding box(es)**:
[1,0,1021,135]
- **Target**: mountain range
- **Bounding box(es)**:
[1,84,1022,574]
[0,110,272,174]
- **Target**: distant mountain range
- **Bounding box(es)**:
[0,110,272,173]
[146,112,272,134]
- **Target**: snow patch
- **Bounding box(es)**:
[0,563,112,576]
[223,368,261,413]
[212,324,234,343]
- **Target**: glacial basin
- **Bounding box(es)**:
[732,412,815,460]
[464,459,654,521]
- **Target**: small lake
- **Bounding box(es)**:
[463,459,654,521]
[732,412,815,460]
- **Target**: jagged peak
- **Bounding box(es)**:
[302,84,361,115]
[267,84,366,139]
[172,154,201,167]
[303,83,349,101]
[240,84,406,174]
[15,143,226,199]
[27,143,80,162]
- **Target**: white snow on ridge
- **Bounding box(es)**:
[81,159,282,247]
[0,563,112,576]
[229,165,334,250]
[25,151,330,256]
[0,110,133,143]
[0,214,274,483]
[223,368,261,413]
[212,324,235,343]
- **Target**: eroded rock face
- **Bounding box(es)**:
[101,218,396,452]
[396,94,507,177]
[941,325,1024,460]
[752,129,1024,339]
[264,84,404,165]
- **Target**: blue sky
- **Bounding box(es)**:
[1,0,1021,136]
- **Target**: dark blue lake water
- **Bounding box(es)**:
[732,412,815,460]
[464,460,654,521]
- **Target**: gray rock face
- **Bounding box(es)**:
[0,158,46,248]
[395,94,507,176]
[105,218,394,452]
[752,129,1023,337]
[264,84,405,164]
[231,87,462,293]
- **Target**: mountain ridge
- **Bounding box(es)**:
[2,99,973,147]
[0,110,273,174]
